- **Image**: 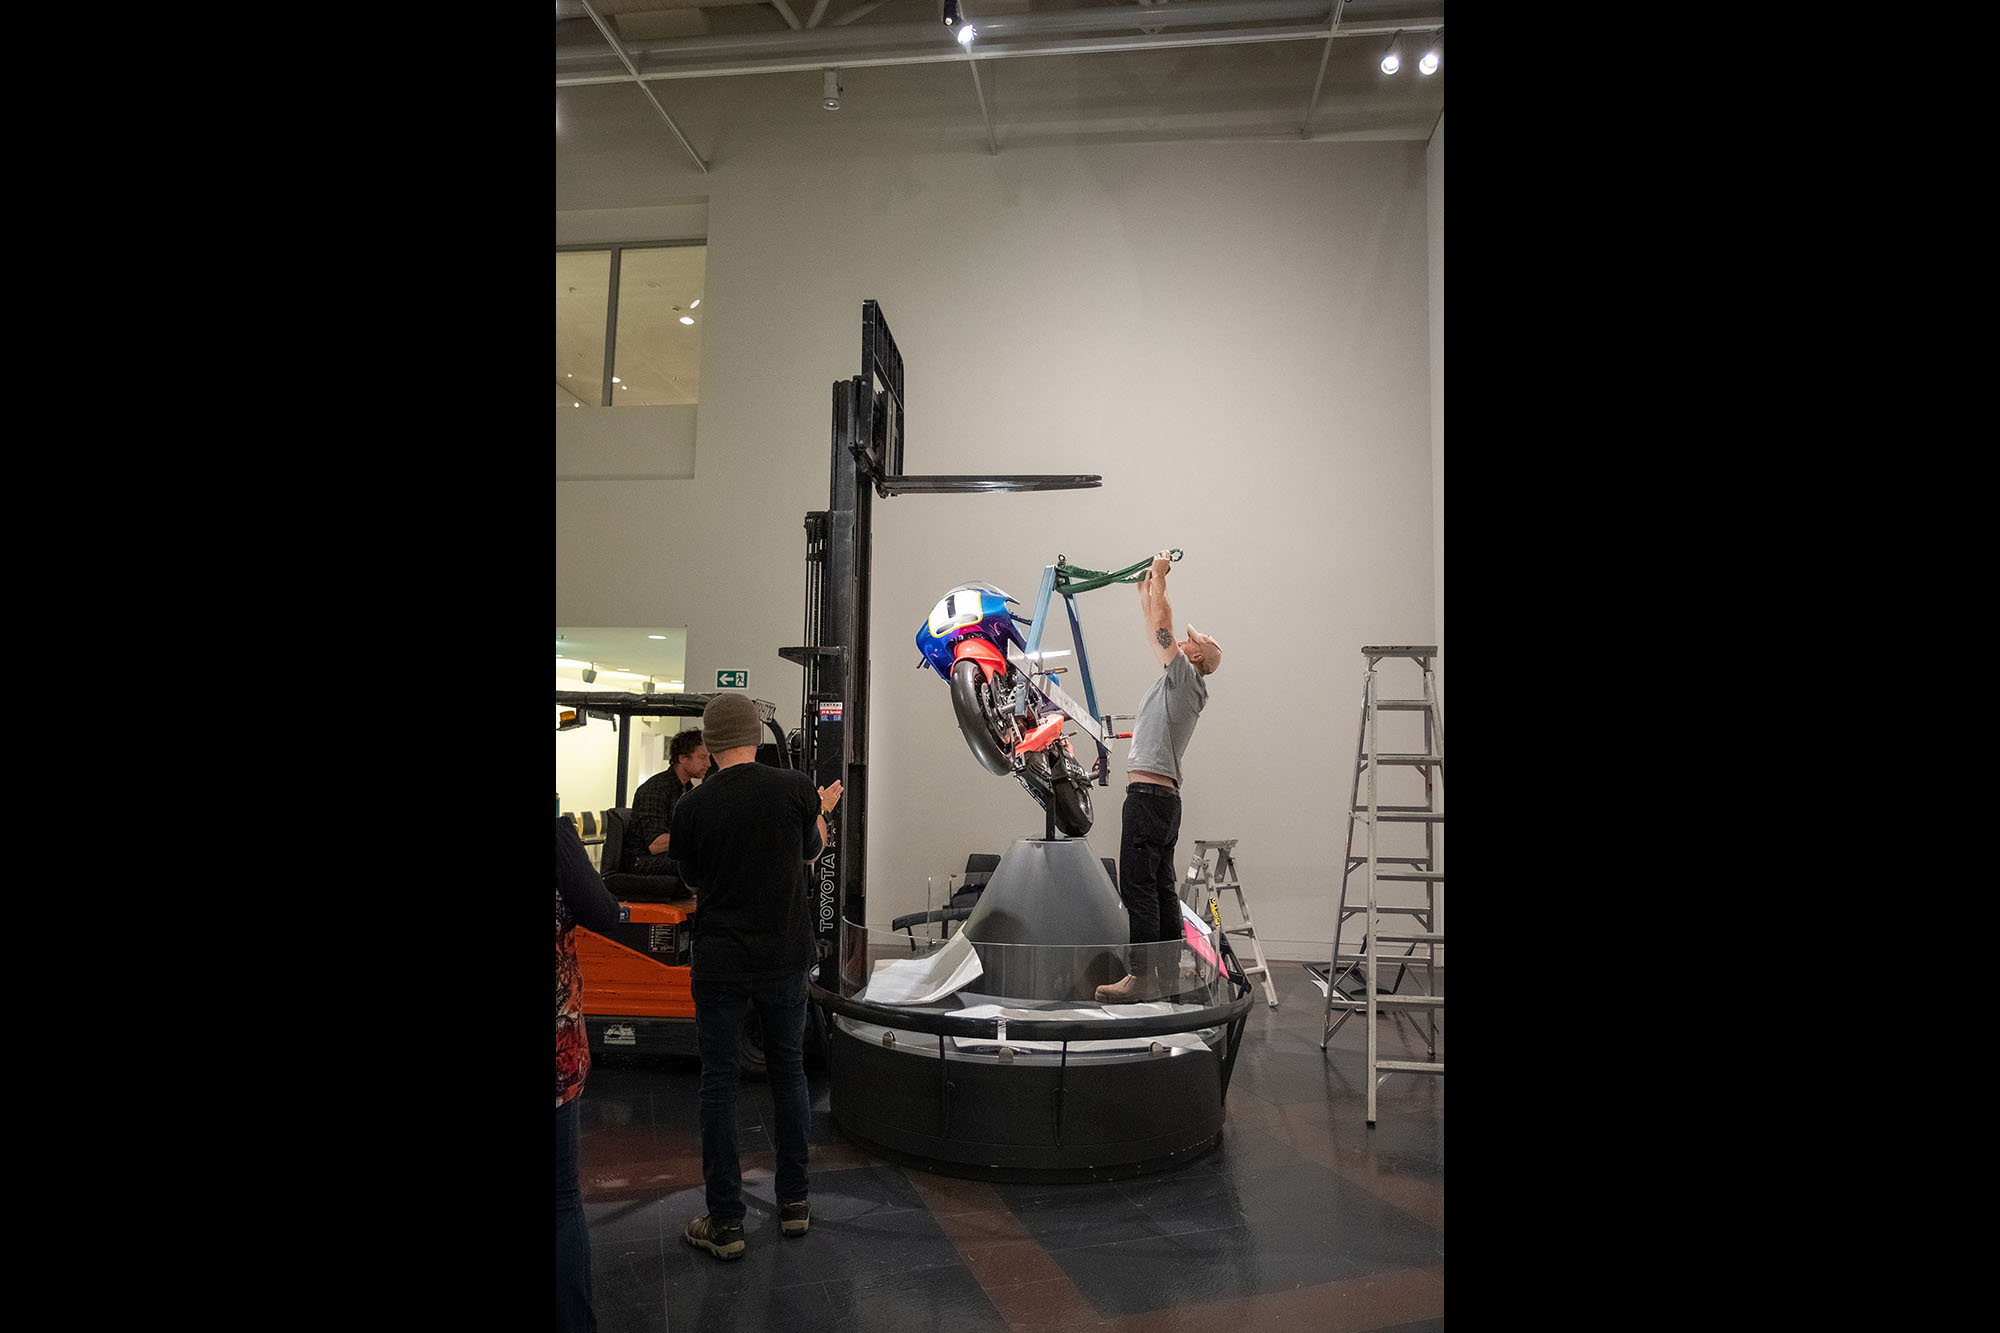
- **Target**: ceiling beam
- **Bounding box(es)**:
[578,0,710,172]
[965,55,998,154]
[1299,0,1348,137]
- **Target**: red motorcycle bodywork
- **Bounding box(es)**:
[1017,716,1065,753]
[951,635,1007,679]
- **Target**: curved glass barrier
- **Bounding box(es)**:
[810,915,1252,1065]
[839,919,1225,1004]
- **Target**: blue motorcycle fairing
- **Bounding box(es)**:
[915,582,1029,679]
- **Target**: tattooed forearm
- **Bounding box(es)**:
[1155,627,1173,649]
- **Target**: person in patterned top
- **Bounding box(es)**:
[557,816,620,1332]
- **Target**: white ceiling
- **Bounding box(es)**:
[555,0,1444,179]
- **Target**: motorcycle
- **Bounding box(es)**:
[915,580,1104,836]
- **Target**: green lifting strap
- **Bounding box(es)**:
[1054,549,1182,597]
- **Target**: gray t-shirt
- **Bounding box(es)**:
[1125,653,1208,785]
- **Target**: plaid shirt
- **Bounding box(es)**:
[625,769,692,870]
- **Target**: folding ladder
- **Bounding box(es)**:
[1183,839,1279,1008]
[1315,646,1444,1126]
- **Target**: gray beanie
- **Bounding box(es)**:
[701,692,762,753]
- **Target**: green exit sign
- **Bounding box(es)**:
[716,670,748,688]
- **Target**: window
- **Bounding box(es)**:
[555,243,706,408]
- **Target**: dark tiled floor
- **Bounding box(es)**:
[577,963,1443,1331]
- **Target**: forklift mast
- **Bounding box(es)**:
[781,301,1101,968]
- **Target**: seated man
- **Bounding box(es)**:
[623,729,710,875]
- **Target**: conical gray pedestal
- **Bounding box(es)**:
[960,836,1128,1002]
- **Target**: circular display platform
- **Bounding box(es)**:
[813,837,1253,1182]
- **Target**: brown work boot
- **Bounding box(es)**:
[682,1213,745,1260]
[1094,972,1149,1003]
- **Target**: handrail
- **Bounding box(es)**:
[807,958,1251,1044]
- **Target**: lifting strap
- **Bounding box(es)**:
[1054,548,1181,597]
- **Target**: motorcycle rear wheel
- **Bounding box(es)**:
[950,658,1015,776]
[1024,748,1095,837]
[1051,775,1093,837]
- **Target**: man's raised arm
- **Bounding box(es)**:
[1137,549,1177,667]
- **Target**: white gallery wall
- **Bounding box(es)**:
[558,116,1442,961]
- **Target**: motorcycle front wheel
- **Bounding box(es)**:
[950,658,1016,776]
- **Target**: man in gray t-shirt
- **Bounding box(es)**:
[1096,550,1222,1004]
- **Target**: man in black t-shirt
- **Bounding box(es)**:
[669,693,840,1261]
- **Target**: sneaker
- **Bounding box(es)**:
[779,1200,810,1237]
[1094,972,1147,1003]
[682,1214,745,1260]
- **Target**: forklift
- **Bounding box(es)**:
[557,688,799,1077]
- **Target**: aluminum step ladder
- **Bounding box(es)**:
[1182,839,1279,1008]
[1314,645,1444,1126]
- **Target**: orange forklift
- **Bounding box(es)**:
[558,689,798,1077]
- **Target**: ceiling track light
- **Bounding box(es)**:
[1418,31,1442,76]
[1380,31,1403,75]
[822,68,841,111]
[942,0,976,45]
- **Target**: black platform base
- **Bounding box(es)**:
[825,1017,1226,1183]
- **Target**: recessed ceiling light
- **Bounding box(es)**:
[648,634,667,640]
[690,299,701,308]
[611,376,621,383]
[680,316,694,325]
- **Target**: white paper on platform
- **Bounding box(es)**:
[949,1031,1209,1054]
[857,930,984,1005]
[954,1002,1182,1021]
[947,1002,1209,1053]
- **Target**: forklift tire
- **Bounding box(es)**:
[739,973,824,1080]
[739,1008,768,1082]
[804,1003,826,1068]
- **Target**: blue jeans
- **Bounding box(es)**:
[556,1095,595,1332]
[692,970,811,1224]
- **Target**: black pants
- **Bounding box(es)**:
[624,850,679,876]
[1118,783,1183,946]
